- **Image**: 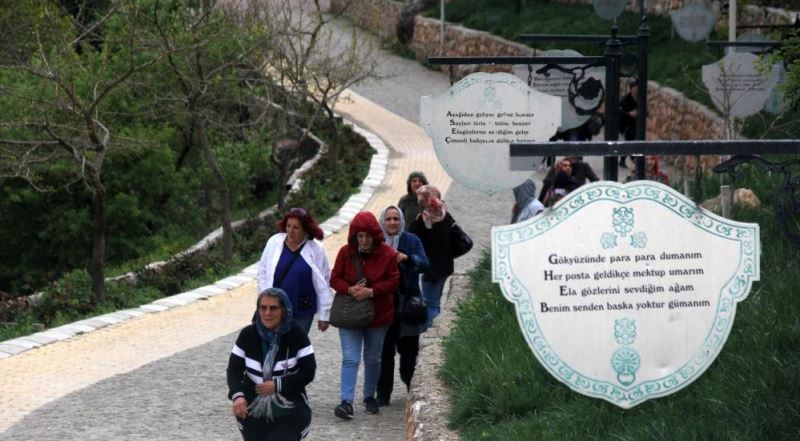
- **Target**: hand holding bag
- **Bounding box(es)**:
[329,254,374,328]
[450,222,473,258]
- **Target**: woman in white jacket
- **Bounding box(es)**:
[257,207,333,334]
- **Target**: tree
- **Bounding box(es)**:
[0,1,165,302]
[144,0,278,262]
[771,31,800,109]
[259,0,380,174]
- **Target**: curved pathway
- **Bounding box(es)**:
[0,14,538,441]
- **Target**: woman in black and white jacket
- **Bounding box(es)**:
[227,287,317,440]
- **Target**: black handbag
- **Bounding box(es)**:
[396,293,427,325]
[450,222,473,258]
[329,254,374,328]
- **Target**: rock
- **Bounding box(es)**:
[700,188,761,214]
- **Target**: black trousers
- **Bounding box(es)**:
[236,405,310,441]
[376,321,420,401]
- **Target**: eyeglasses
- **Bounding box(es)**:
[258,305,283,312]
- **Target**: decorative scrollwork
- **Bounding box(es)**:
[535,62,605,116]
[713,155,800,249]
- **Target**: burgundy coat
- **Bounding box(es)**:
[330,212,400,328]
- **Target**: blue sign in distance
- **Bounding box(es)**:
[593,0,628,20]
[671,3,717,43]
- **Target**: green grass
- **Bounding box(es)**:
[427,0,800,139]
[442,166,800,439]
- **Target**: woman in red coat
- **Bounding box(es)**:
[330,211,400,420]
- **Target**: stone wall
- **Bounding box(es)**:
[330,0,727,141]
[330,0,403,40]
[520,0,795,27]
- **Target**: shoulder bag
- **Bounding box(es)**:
[329,254,375,328]
[450,222,473,258]
[396,291,427,325]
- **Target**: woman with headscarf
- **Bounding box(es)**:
[511,178,544,223]
[398,171,429,228]
[409,185,467,330]
[375,205,429,407]
[257,207,333,334]
[227,288,317,441]
[330,211,400,419]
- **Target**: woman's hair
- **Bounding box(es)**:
[556,158,573,174]
[277,207,324,240]
[646,155,661,174]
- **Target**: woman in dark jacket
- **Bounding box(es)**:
[330,211,400,419]
[227,287,316,441]
[375,205,429,406]
[409,185,462,330]
[397,171,429,228]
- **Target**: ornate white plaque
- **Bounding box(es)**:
[512,49,605,131]
[671,3,717,43]
[491,181,760,408]
[420,72,561,194]
[593,0,628,20]
[702,51,778,117]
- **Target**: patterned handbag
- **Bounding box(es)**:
[329,254,374,328]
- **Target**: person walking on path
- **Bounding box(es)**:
[538,156,598,204]
[543,158,583,207]
[375,205,429,407]
[227,287,317,441]
[257,207,333,334]
[398,171,429,228]
[511,178,546,223]
[618,78,639,168]
[409,185,462,330]
[625,155,670,185]
[330,211,400,419]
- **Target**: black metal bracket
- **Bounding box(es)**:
[535,61,605,116]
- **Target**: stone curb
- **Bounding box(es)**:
[0,118,389,359]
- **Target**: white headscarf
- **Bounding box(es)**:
[378,205,405,250]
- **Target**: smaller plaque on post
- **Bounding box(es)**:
[702,51,779,117]
[671,3,717,43]
[593,0,628,20]
[765,62,789,114]
[512,49,605,132]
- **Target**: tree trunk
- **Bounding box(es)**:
[198,120,233,262]
[85,164,107,303]
[324,103,339,174]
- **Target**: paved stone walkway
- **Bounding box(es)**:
[0,15,457,440]
[0,12,613,440]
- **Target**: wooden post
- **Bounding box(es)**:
[683,176,691,199]
[721,185,732,218]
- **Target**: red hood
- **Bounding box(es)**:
[348,211,385,246]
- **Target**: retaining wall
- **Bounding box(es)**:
[331,0,727,141]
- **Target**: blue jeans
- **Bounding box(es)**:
[422,275,447,330]
[293,315,314,335]
[338,326,389,402]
